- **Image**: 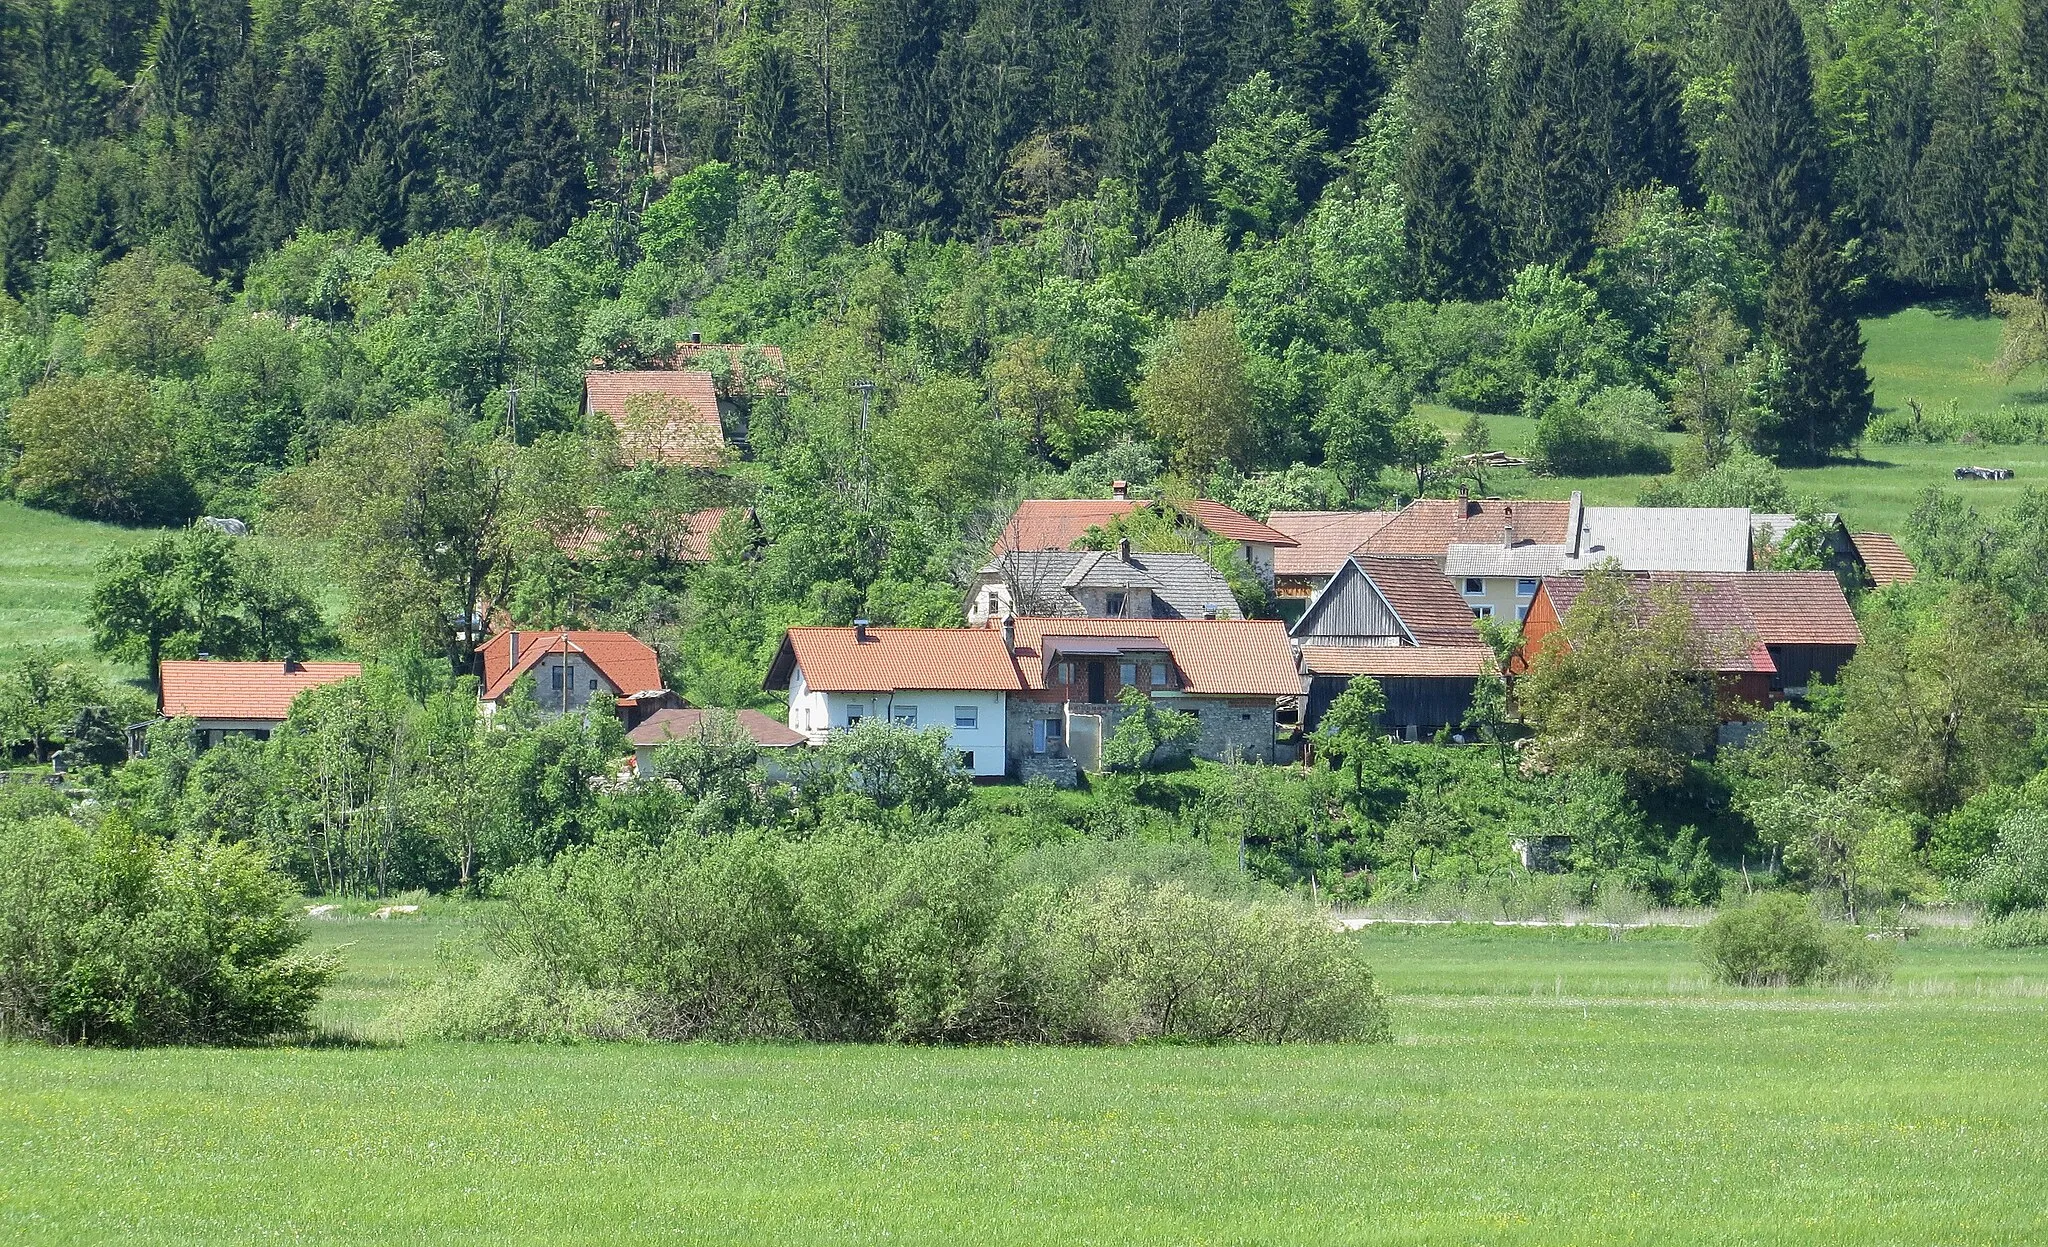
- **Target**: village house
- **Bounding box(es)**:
[1287,555,1494,737]
[994,484,1299,588]
[1521,570,1863,740]
[477,628,674,729]
[765,624,1019,778]
[157,659,363,747]
[1264,509,1398,607]
[582,338,784,466]
[626,707,807,778]
[967,543,1241,625]
[764,616,1299,784]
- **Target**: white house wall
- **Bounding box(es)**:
[784,669,1010,778]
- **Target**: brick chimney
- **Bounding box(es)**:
[507,630,520,665]
[854,618,870,643]
[1501,504,1516,548]
[1001,613,1015,655]
[1112,480,1129,500]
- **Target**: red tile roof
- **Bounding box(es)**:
[1535,571,1861,672]
[1008,617,1300,696]
[1361,498,1572,558]
[159,660,362,722]
[1352,555,1486,647]
[1850,532,1916,587]
[627,707,805,748]
[585,371,724,466]
[669,343,787,377]
[1180,500,1298,547]
[996,499,1141,552]
[1299,646,1496,677]
[1267,511,1398,577]
[767,628,1024,693]
[479,630,666,702]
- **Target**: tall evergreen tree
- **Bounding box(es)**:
[435,0,511,226]
[1716,0,1829,254]
[1401,0,1493,299]
[1763,221,1871,464]
[496,92,591,243]
[2008,1,2048,294]
[1285,0,1382,152]
[1488,0,1607,270]
[1906,33,2003,291]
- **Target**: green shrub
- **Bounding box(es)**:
[1695,893,1894,988]
[1961,809,2048,919]
[1973,911,2048,950]
[0,814,335,1044]
[410,831,1392,1045]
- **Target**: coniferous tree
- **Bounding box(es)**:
[249,47,324,247]
[435,0,511,226]
[2008,2,2048,293]
[1489,0,1607,270]
[1905,33,2003,291]
[1614,47,1695,203]
[1401,0,1494,300]
[1285,0,1382,152]
[496,92,591,243]
[179,122,255,276]
[1763,221,1871,464]
[1716,0,1830,254]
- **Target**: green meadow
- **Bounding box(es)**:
[0,501,155,674]
[4,911,2046,1245]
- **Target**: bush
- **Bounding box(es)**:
[1961,809,2048,919]
[1695,893,1894,988]
[410,831,1393,1045]
[1974,910,2048,950]
[1529,384,1670,476]
[0,814,335,1044]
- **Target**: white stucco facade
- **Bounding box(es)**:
[785,665,1010,778]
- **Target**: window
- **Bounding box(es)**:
[985,592,999,615]
[1463,577,1484,595]
[1105,591,1126,616]
[1516,577,1539,597]
[846,702,866,726]
[894,705,918,726]
[1057,662,1072,685]
[1120,661,1137,685]
[1046,717,1063,740]
[958,750,975,770]
[1516,605,1530,622]
[588,679,599,692]
[1473,605,1494,618]
[954,705,977,729]
[1150,661,1167,686]
[551,667,565,691]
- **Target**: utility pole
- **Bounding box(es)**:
[847,378,875,474]
[505,385,519,441]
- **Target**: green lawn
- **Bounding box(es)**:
[5,914,2047,1244]
[0,500,157,676]
[1862,303,2048,423]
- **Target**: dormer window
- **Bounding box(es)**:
[1105,591,1126,616]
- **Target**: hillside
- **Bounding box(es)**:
[0,501,156,676]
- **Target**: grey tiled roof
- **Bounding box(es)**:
[983,550,1241,620]
[1561,508,1752,572]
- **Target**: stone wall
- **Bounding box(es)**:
[1005,693,1276,773]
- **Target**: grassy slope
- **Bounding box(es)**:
[0,501,156,676]
[1416,306,2048,535]
[4,914,2047,1245]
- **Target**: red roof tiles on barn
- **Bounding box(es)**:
[1361,498,1574,558]
[627,707,806,749]
[1849,532,1917,587]
[1266,510,1399,578]
[584,371,725,466]
[1298,646,1496,678]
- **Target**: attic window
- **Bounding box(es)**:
[1106,591,1126,615]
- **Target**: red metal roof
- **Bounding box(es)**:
[1267,511,1398,577]
[767,628,1024,693]
[584,371,724,466]
[479,630,666,702]
[627,707,805,748]
[1361,498,1572,558]
[1299,646,1495,677]
[1849,532,1916,587]
[1008,617,1300,696]
[1352,555,1486,647]
[1180,500,1298,547]
[159,660,362,722]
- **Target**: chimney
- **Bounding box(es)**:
[689,331,702,345]
[853,618,870,643]
[1001,613,1015,655]
[1501,504,1515,549]
[508,630,520,665]
[1203,603,1217,620]
[196,652,210,661]
[1117,536,1132,563]
[1112,479,1129,500]
[283,658,302,673]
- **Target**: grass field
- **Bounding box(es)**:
[0,501,157,677]
[4,910,2047,1244]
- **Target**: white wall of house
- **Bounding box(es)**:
[784,668,1010,778]
[1239,541,1276,586]
[1457,575,1540,622]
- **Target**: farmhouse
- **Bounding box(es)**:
[158,659,363,747]
[626,707,807,778]
[478,629,674,728]
[1521,570,1862,729]
[1288,555,1493,736]
[764,616,1299,783]
[967,544,1240,625]
[583,370,729,466]
[1264,509,1398,602]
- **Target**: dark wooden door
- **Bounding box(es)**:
[1087,661,1106,703]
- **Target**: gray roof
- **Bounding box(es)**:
[1750,513,1841,542]
[1561,507,1752,572]
[981,550,1241,620]
[1443,542,1567,578]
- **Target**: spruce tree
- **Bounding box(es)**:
[1285,0,1382,152]
[1716,0,1829,254]
[2008,2,2048,293]
[1489,0,1607,271]
[495,92,591,243]
[1763,222,1872,465]
[1401,0,1494,300]
[434,0,511,226]
[1907,34,2003,291]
